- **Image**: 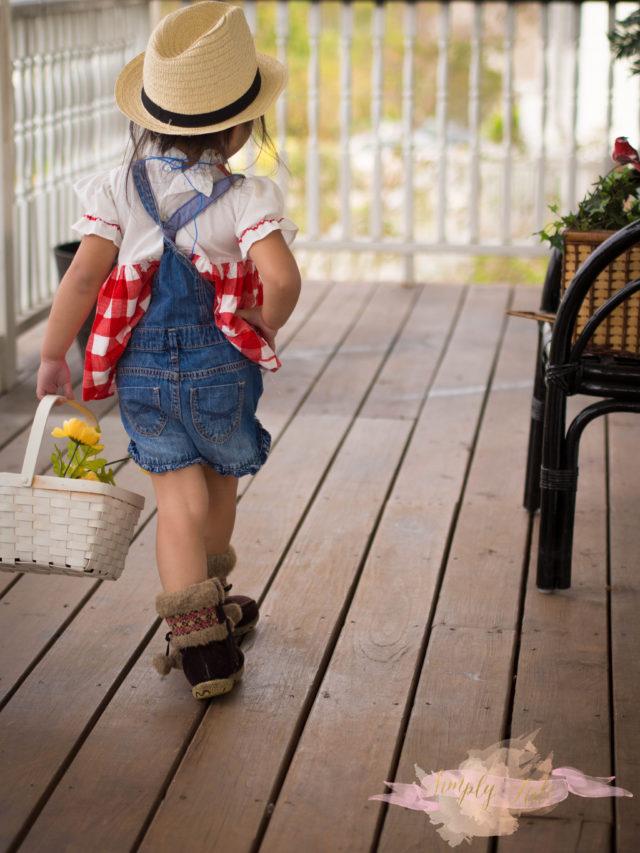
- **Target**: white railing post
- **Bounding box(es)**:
[402,1,416,282]
[370,1,385,242]
[0,0,16,392]
[566,2,581,214]
[534,3,549,232]
[306,1,321,241]
[275,0,290,196]
[468,2,482,246]
[501,3,515,245]
[435,1,450,246]
[339,0,353,243]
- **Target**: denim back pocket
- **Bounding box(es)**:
[119,386,168,437]
[190,382,244,445]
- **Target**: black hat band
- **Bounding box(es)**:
[141,68,261,128]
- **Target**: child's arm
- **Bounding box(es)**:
[37,234,118,399]
[239,231,301,345]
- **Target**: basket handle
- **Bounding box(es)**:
[20,395,99,486]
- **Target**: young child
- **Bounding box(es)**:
[36,1,300,700]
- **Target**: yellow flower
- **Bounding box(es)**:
[52,418,103,449]
[78,470,100,481]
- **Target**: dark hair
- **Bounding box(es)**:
[125,115,279,173]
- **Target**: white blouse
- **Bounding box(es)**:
[72,148,297,262]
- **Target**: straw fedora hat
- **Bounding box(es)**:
[115,1,287,135]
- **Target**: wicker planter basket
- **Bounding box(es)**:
[561,229,640,357]
[0,395,145,580]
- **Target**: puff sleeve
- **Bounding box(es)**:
[234,176,298,259]
[71,169,123,248]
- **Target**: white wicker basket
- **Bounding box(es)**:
[0,395,145,580]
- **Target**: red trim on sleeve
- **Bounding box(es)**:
[238,217,284,244]
[83,214,122,233]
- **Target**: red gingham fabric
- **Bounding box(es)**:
[82,255,280,401]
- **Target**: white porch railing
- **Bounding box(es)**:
[1,0,150,390]
[2,0,640,392]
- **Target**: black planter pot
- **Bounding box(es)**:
[53,241,97,355]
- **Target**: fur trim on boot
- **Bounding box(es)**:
[207,547,259,636]
[153,577,244,699]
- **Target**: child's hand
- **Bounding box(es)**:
[37,358,74,400]
[236,307,278,351]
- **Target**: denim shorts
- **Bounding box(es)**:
[115,324,270,477]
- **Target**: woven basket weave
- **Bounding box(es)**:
[561,229,640,357]
[0,396,145,580]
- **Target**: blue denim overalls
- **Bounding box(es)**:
[115,160,271,476]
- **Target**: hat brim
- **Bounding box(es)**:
[115,50,288,135]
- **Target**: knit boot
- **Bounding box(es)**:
[153,578,244,700]
[207,546,259,637]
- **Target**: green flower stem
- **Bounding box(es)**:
[62,440,82,477]
[63,441,94,479]
[70,445,94,479]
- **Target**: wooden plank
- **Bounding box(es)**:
[431,305,538,632]
[378,627,517,853]
[257,281,377,437]
[138,416,412,852]
[274,280,333,353]
[497,817,611,852]
[359,283,463,420]
[300,283,416,417]
[258,285,511,853]
[14,282,412,851]
[607,412,640,853]
[377,285,538,853]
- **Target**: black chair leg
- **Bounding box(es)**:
[525,249,562,512]
[536,383,569,590]
[536,399,638,590]
[537,467,578,590]
[524,333,547,511]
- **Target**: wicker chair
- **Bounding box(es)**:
[524,218,640,591]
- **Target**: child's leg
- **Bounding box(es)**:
[150,464,244,699]
[202,467,238,555]
[150,465,211,593]
[202,468,259,635]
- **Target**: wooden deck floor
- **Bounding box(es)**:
[0,281,638,853]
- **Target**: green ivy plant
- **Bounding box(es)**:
[609,8,640,77]
[536,169,640,252]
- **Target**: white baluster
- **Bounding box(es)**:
[468,2,482,245]
[402,1,416,282]
[435,2,450,245]
[306,1,321,241]
[566,2,581,213]
[534,3,549,232]
[275,0,289,194]
[370,1,384,242]
[501,3,515,245]
[603,3,615,174]
[32,15,47,310]
[340,1,353,242]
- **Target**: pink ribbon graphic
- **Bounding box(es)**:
[370,766,632,813]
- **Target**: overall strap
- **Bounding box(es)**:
[132,160,162,227]
[163,174,242,243]
[131,160,243,245]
